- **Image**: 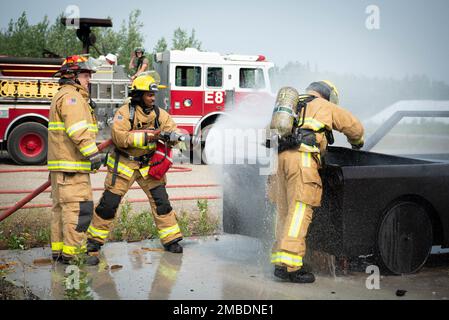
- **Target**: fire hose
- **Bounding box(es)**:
[0,132,220,222]
[0,139,112,222]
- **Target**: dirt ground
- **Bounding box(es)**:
[0,277,39,300]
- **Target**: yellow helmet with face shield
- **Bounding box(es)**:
[131,71,166,92]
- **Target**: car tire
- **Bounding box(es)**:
[376,201,433,275]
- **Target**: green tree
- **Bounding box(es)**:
[153,37,168,53]
[171,27,201,50]
[90,10,145,72]
[0,9,145,73]
[114,9,145,71]
[45,14,82,57]
[0,12,51,57]
[93,21,123,56]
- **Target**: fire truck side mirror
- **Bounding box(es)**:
[154,53,163,63]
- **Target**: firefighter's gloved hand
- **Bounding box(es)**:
[160,131,187,142]
[146,132,160,143]
[89,153,103,171]
[263,139,271,148]
[351,142,364,150]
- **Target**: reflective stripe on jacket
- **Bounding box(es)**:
[109,103,177,180]
[47,84,98,172]
[296,96,365,157]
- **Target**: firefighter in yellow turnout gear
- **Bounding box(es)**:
[48,55,103,265]
[86,73,184,254]
[269,81,365,283]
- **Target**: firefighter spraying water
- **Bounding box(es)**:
[85,72,188,256]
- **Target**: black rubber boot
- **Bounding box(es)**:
[87,239,103,254]
[287,269,316,283]
[164,240,183,253]
[60,255,72,265]
[52,253,63,262]
[274,265,289,280]
[85,255,100,266]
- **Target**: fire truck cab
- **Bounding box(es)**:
[153,48,275,147]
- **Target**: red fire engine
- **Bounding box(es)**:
[1,48,274,165]
[153,48,274,145]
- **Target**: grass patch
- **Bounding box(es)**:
[109,199,219,242]
[0,208,50,250]
[193,200,219,236]
[0,200,220,250]
[110,200,158,242]
[177,210,192,237]
[63,251,93,300]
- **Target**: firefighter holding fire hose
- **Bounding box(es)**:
[86,72,185,255]
[48,55,103,266]
[267,81,365,283]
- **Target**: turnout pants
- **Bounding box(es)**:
[87,170,182,247]
[50,172,94,259]
[268,150,322,272]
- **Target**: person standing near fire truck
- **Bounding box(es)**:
[86,72,184,255]
[129,47,149,80]
[48,55,103,266]
[268,80,364,283]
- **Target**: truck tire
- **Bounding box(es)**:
[376,201,433,274]
[7,122,48,165]
[192,124,213,165]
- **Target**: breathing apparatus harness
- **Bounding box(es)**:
[110,98,182,185]
[276,95,334,153]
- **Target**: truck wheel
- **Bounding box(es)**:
[192,124,213,165]
[376,201,433,274]
[7,122,48,165]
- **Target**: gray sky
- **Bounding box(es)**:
[1,0,449,83]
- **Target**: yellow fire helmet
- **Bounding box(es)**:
[131,71,167,92]
[306,80,339,105]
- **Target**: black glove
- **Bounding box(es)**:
[89,153,103,171]
[160,131,187,142]
[264,139,271,148]
[351,142,364,150]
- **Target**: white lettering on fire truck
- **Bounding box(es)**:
[205,91,224,104]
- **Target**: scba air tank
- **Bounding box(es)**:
[270,87,300,137]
